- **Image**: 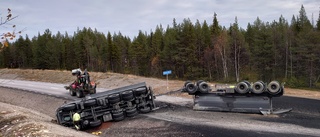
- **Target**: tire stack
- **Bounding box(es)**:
[183,80,210,95]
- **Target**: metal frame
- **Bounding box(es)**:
[183,81,292,115]
[193,93,292,115]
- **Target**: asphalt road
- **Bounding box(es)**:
[0,79,319,137]
[0,78,106,100]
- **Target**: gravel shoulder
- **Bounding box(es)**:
[0,88,95,137]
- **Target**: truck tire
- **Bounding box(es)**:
[196,80,205,86]
[185,83,197,95]
[112,111,125,121]
[267,81,281,95]
[76,89,84,98]
[198,81,209,93]
[69,89,76,96]
[235,81,250,94]
[252,81,265,94]
[184,81,192,87]
[244,81,251,86]
[108,94,121,104]
[62,104,76,112]
[121,90,134,101]
[126,108,138,117]
[183,81,192,92]
[134,87,147,96]
[90,89,96,94]
[82,120,89,127]
[84,99,96,107]
[89,120,102,127]
[139,106,151,113]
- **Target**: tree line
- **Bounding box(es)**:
[1,5,320,88]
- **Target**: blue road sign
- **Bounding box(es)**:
[163,70,172,75]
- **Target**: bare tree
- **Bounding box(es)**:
[214,29,229,81]
[1,8,23,49]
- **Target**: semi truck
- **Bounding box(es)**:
[56,82,156,130]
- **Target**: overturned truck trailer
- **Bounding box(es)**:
[56,82,156,129]
[182,80,291,115]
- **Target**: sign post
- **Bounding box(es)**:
[162,70,172,90]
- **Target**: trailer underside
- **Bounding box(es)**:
[193,93,292,115]
[183,80,292,115]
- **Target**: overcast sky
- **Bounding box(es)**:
[1,0,319,39]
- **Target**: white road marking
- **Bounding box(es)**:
[50,87,59,89]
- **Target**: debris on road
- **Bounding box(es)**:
[92,131,102,135]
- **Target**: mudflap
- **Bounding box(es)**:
[193,93,271,114]
[149,86,157,110]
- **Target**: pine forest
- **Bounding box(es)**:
[1,5,320,89]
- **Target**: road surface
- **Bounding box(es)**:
[0,78,106,100]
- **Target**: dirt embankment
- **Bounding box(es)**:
[0,101,95,137]
[0,68,319,99]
